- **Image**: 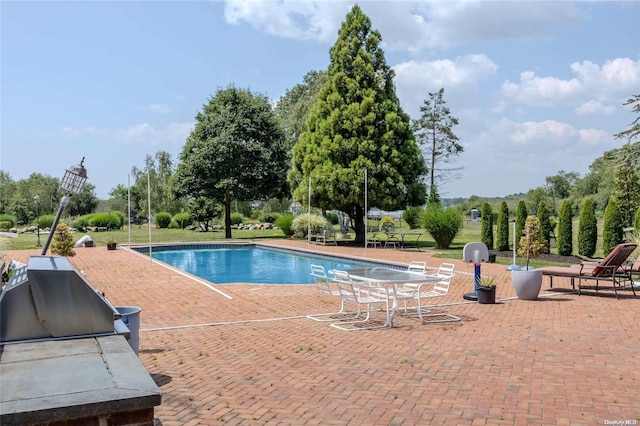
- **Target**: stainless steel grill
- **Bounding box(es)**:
[0,255,122,343]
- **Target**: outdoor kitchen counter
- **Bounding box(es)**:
[0,335,161,425]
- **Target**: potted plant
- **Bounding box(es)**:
[511,215,547,300]
[476,275,496,304]
[106,236,117,251]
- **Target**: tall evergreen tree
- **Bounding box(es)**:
[536,201,552,254]
[480,202,494,250]
[614,94,640,142]
[413,87,463,197]
[515,200,528,250]
[496,201,509,251]
[612,143,640,227]
[578,198,597,257]
[602,197,624,255]
[289,5,426,244]
[557,199,573,256]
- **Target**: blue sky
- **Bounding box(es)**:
[2,1,639,200]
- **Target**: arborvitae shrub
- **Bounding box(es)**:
[496,202,509,251]
[557,200,573,256]
[515,200,527,250]
[602,197,623,255]
[403,206,423,229]
[578,198,597,257]
[480,202,494,249]
[536,201,552,254]
[155,212,172,229]
[421,204,462,249]
[275,213,294,237]
[51,223,75,257]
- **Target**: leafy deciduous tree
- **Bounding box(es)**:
[173,86,289,238]
[288,5,426,244]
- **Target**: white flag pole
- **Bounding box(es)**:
[307,176,311,245]
[148,172,152,264]
[127,174,131,249]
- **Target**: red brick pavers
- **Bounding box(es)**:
[4,242,639,425]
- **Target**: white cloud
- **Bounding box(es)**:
[147,104,172,114]
[575,100,616,116]
[500,57,640,107]
[394,54,498,116]
[222,1,587,51]
[60,126,99,137]
[115,122,194,146]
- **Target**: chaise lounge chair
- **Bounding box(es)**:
[538,243,638,299]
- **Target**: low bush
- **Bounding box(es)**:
[110,211,125,229]
[0,221,11,231]
[70,214,94,231]
[0,214,17,228]
[155,212,172,229]
[260,212,281,224]
[403,206,423,229]
[168,220,180,229]
[230,212,245,225]
[421,205,463,249]
[38,215,56,229]
[89,213,121,229]
[275,213,294,237]
[291,213,329,237]
[325,212,339,225]
[172,212,192,229]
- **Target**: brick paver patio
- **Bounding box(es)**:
[4,240,639,425]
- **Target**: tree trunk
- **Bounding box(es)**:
[224,190,232,239]
[353,205,365,245]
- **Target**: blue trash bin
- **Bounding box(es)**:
[116,306,141,355]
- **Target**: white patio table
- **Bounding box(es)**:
[345,267,438,327]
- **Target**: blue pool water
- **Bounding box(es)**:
[151,246,372,284]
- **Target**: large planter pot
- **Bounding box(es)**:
[477,286,496,304]
[511,269,543,300]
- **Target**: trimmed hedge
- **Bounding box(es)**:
[260,212,281,224]
[172,212,192,229]
[230,212,244,225]
[0,214,17,228]
[89,213,121,229]
[38,215,56,229]
[155,212,172,229]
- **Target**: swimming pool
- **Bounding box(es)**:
[146,245,391,284]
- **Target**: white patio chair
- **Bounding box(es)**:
[330,271,392,331]
[399,262,460,323]
[407,261,427,273]
[306,265,360,322]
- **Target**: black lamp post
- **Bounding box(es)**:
[34,195,41,247]
[41,158,88,255]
